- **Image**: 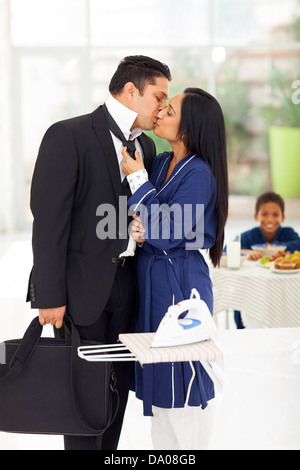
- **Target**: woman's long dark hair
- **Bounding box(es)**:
[179,87,228,267]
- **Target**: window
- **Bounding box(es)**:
[10,0,87,46]
[1,0,299,230]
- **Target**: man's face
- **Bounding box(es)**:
[131,77,169,131]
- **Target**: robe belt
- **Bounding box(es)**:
[142,248,195,332]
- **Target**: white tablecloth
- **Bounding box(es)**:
[210,260,300,328]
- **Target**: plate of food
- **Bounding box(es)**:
[271,251,300,274]
[256,250,289,268]
[271,266,300,274]
[251,243,287,257]
[257,256,275,268]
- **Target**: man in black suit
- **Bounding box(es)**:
[26,55,171,450]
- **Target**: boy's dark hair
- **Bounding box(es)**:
[109,55,171,96]
[255,191,285,214]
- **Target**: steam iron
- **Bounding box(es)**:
[151,289,216,348]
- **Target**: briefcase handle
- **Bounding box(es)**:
[1,316,71,383]
[1,316,43,382]
[0,316,119,435]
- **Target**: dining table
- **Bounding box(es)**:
[210,259,300,328]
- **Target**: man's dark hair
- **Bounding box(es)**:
[109,55,171,96]
[255,191,285,214]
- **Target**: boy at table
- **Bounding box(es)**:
[235,191,300,328]
[241,191,300,259]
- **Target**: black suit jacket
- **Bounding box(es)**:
[26,105,156,326]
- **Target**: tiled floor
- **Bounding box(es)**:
[0,215,299,450]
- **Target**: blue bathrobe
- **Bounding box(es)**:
[127,152,218,416]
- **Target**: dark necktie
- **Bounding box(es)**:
[102,104,136,198]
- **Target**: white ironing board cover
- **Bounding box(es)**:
[118,332,223,365]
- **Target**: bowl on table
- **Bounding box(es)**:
[250,244,287,257]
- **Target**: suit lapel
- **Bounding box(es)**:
[91,105,122,203]
[91,106,156,202]
[138,133,156,174]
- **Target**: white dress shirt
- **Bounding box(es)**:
[105,94,148,257]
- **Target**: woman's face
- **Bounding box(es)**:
[153,93,185,143]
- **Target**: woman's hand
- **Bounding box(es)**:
[122,147,145,176]
[131,214,146,243]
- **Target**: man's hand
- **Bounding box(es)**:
[39,306,66,329]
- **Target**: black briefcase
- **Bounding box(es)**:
[0,316,119,436]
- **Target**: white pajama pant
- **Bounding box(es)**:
[151,402,216,450]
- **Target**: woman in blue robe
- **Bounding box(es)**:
[122,88,228,449]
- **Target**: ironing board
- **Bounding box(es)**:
[78,332,225,392]
[79,329,300,449]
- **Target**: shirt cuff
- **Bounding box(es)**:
[126,169,149,194]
